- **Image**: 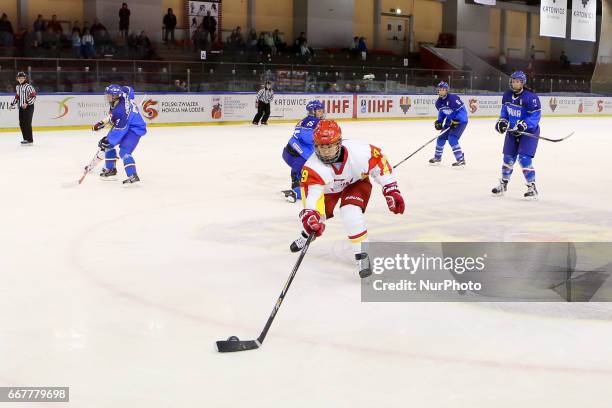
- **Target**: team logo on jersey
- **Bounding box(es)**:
[468,98,478,113]
[142,99,158,120]
[549,97,557,112]
[399,96,412,114]
[52,96,75,119]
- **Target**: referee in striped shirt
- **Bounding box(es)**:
[9,72,36,145]
[252,81,274,126]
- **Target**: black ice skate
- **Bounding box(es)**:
[524,182,538,200]
[428,157,441,165]
[122,174,140,184]
[100,167,117,178]
[491,178,508,196]
[355,252,372,279]
[261,122,268,126]
[290,231,308,253]
[281,189,297,203]
[20,140,33,146]
[452,158,466,167]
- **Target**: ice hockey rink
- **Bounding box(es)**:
[1,117,612,407]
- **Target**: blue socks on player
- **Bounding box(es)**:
[502,154,535,183]
[518,154,535,183]
[105,149,118,170]
[434,135,464,161]
[121,152,137,177]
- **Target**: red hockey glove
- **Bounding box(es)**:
[299,209,325,237]
[383,182,405,214]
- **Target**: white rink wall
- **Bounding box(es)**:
[1,93,612,128]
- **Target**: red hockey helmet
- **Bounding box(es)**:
[313,120,342,163]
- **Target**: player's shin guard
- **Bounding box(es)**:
[104,149,118,170]
[340,205,371,278]
[502,154,516,180]
[518,154,536,183]
[122,153,137,177]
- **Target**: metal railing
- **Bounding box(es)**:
[0,57,599,95]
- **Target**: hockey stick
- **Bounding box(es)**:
[393,127,451,169]
[518,130,574,143]
[78,149,105,184]
[216,233,316,352]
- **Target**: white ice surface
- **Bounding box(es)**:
[1,118,612,407]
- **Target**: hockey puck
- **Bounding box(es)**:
[227,336,240,342]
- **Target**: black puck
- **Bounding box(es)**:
[227,336,240,342]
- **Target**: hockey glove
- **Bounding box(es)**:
[299,209,325,237]
[434,120,443,131]
[92,121,106,131]
[509,120,528,137]
[450,119,461,129]
[495,118,508,134]
[383,182,405,214]
[98,136,112,151]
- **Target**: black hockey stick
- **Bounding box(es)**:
[393,127,451,169]
[518,130,574,143]
[216,233,316,352]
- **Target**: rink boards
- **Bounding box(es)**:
[1,92,611,128]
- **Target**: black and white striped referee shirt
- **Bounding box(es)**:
[256,88,274,104]
[11,83,37,108]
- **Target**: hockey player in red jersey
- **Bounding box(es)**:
[290,119,405,278]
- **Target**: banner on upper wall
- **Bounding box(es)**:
[1,93,612,129]
[540,0,568,38]
[571,0,597,41]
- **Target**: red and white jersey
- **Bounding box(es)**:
[300,139,395,211]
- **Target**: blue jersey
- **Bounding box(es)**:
[286,115,320,160]
[499,89,541,132]
[435,93,468,125]
[107,86,147,146]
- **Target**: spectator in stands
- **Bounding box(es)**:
[228,26,245,50]
[174,79,187,92]
[45,26,61,51]
[498,52,507,73]
[299,40,312,62]
[530,45,536,61]
[560,51,570,69]
[358,36,367,61]
[273,29,286,53]
[163,8,177,44]
[91,18,106,38]
[82,21,90,34]
[71,29,82,57]
[71,21,81,36]
[119,3,130,39]
[246,29,257,50]
[349,36,359,55]
[295,31,307,52]
[81,28,95,58]
[47,15,62,34]
[263,32,276,55]
[0,13,14,47]
[97,29,113,55]
[526,61,535,80]
[202,11,217,43]
[193,24,208,52]
[137,30,153,59]
[33,15,45,44]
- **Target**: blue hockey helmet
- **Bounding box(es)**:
[510,71,527,83]
[306,100,324,113]
[105,84,123,97]
[436,81,449,90]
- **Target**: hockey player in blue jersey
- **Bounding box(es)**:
[92,84,147,184]
[492,71,541,199]
[281,100,325,202]
[429,81,468,167]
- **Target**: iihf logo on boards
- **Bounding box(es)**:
[399,96,411,114]
[549,97,557,112]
